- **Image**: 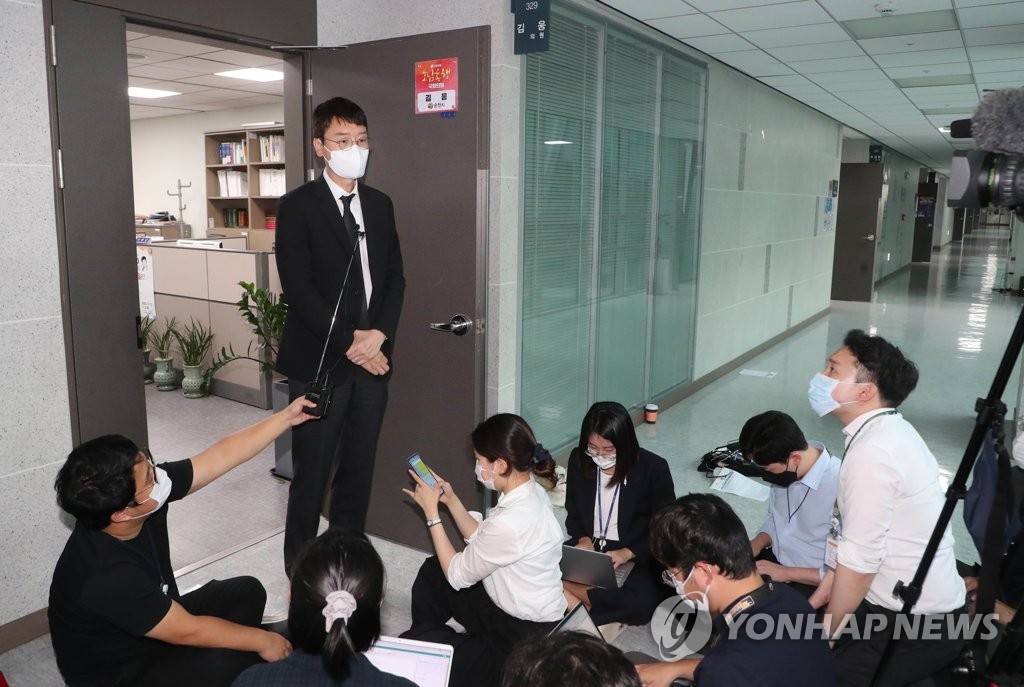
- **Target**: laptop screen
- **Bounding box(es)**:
[364,635,453,687]
[548,602,603,639]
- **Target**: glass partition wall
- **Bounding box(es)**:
[521,6,706,450]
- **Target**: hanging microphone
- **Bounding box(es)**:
[948,86,1024,154]
[303,229,365,418]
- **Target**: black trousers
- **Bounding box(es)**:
[833,601,966,687]
[755,547,818,599]
[400,557,558,687]
[120,576,267,687]
[283,372,388,572]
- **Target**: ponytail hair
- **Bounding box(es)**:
[287,530,384,681]
[471,413,558,486]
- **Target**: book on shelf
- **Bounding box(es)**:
[258,134,285,162]
[218,140,247,165]
[222,208,249,228]
[265,214,277,230]
[258,168,286,197]
[217,170,248,197]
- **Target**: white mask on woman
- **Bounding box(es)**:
[474,461,496,491]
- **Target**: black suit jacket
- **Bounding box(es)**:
[275,177,405,385]
[564,447,675,569]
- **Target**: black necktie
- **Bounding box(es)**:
[340,194,369,328]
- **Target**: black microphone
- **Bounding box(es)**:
[949,86,1024,154]
[304,229,366,418]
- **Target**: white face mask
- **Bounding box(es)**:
[474,461,496,491]
[324,144,369,180]
[674,566,711,614]
[126,466,172,520]
[585,446,617,471]
[807,372,866,417]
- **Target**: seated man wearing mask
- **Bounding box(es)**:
[635,494,834,687]
[48,398,315,687]
[740,410,840,598]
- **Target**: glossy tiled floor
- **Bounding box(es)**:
[3,228,1019,686]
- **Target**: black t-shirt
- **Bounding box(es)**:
[694,582,836,687]
[48,459,193,685]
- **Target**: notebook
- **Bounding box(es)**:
[560,544,634,589]
[364,635,453,687]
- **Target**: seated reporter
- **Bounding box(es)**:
[501,630,642,687]
[49,398,315,687]
[233,530,415,687]
[636,494,835,687]
[401,413,566,687]
[563,401,676,625]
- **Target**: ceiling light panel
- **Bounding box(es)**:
[857,30,965,54]
[740,22,850,48]
[844,10,959,39]
[710,0,832,31]
[893,74,976,87]
[648,14,730,37]
[214,67,283,82]
[872,47,968,67]
[127,34,219,57]
[817,0,959,21]
[958,3,1024,29]
[599,0,698,19]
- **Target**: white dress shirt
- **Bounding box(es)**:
[592,470,621,542]
[759,441,840,572]
[446,477,566,622]
[836,408,965,613]
[323,172,372,306]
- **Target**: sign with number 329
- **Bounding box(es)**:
[414,57,458,115]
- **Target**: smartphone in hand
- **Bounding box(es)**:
[407,453,445,494]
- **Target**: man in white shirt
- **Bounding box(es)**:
[809,329,966,687]
[740,410,840,597]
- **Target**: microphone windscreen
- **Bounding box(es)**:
[971,87,1024,155]
[949,118,972,139]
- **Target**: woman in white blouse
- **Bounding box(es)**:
[401,413,565,687]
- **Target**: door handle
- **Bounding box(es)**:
[429,314,472,336]
[862,234,875,241]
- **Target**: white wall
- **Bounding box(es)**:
[131,103,283,238]
[875,151,921,281]
[0,0,75,627]
[933,175,954,248]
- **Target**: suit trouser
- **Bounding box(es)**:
[283,372,388,573]
[401,556,558,687]
[114,577,266,687]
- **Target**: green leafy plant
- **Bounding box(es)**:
[140,316,156,352]
[148,317,178,360]
[209,281,288,377]
[173,318,214,367]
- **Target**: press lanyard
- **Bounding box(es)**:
[146,526,170,596]
[843,409,898,458]
[595,474,621,553]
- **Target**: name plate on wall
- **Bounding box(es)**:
[512,0,550,55]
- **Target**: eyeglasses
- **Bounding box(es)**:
[130,449,158,506]
[661,567,691,589]
[585,446,617,461]
[321,135,370,151]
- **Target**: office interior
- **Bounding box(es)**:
[2,0,1024,681]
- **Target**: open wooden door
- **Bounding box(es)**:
[307,27,490,549]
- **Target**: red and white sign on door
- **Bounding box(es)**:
[414,57,458,114]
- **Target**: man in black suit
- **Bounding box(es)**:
[275,97,405,573]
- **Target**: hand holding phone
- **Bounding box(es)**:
[407,453,445,494]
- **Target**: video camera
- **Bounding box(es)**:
[947,87,1024,220]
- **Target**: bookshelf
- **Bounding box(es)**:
[204,125,285,235]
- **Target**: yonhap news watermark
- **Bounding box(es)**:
[650,596,998,661]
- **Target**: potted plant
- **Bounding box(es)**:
[140,316,156,384]
[148,317,178,391]
[173,318,215,399]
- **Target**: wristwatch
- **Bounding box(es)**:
[426,518,442,528]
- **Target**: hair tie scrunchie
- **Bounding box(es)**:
[323,589,358,631]
[532,443,553,464]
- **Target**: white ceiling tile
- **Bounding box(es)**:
[125,48,181,65]
[972,56,1024,72]
[127,35,220,56]
[958,2,1024,27]
[709,0,832,31]
[789,55,878,72]
[207,49,282,69]
[967,43,1024,59]
[903,83,980,96]
[176,73,259,89]
[882,61,972,77]
[857,30,964,54]
[648,13,730,37]
[169,89,260,105]
[129,63,208,81]
[125,30,146,41]
[805,67,891,83]
[963,24,1024,45]
[125,80,210,95]
[926,113,972,125]
[683,33,757,52]
[130,104,200,119]
[740,22,850,48]
[767,40,867,60]
[599,0,699,19]
[976,76,1024,88]
[759,73,818,88]
[827,80,904,92]
[156,56,242,75]
[873,47,968,66]
[955,0,1012,6]
[748,63,798,76]
[817,0,954,21]
[687,0,794,9]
